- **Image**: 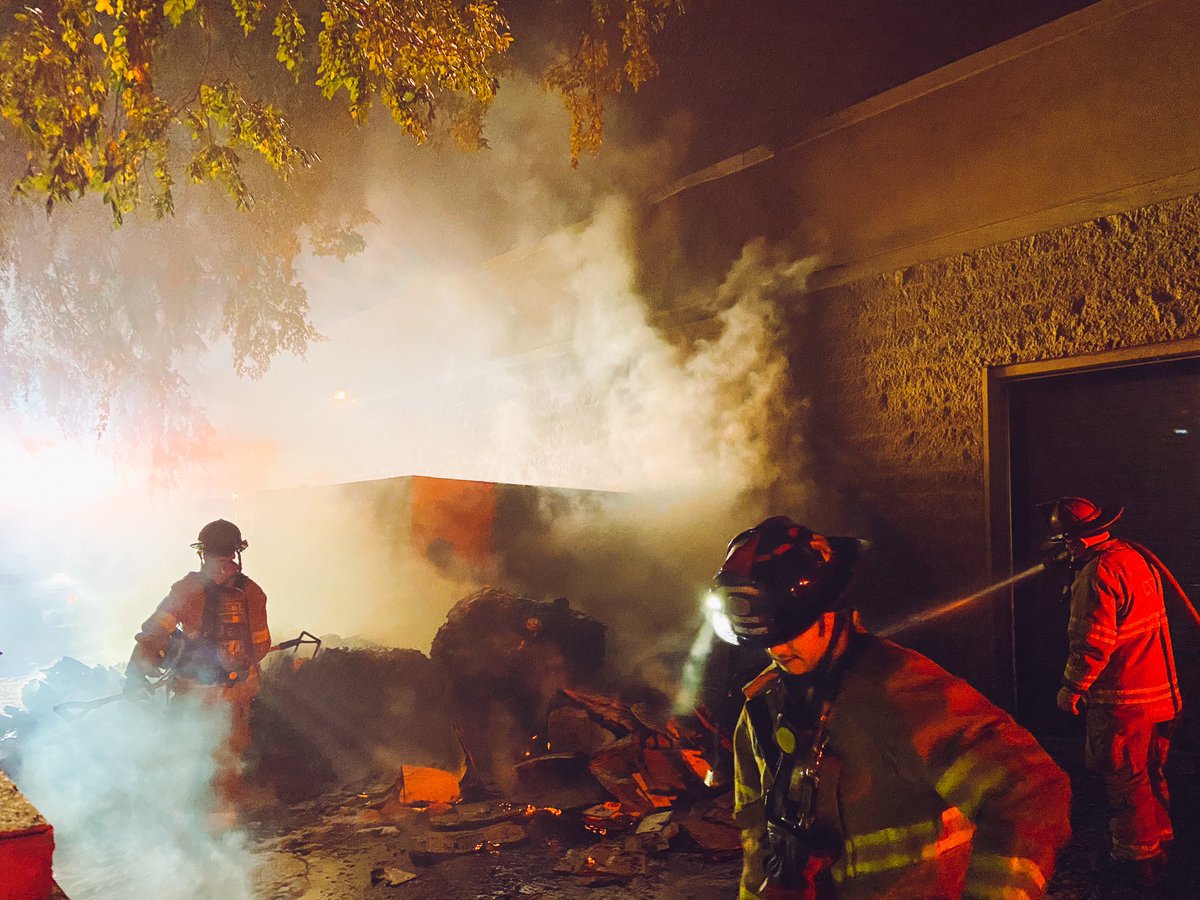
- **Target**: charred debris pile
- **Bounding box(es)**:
[0,588,744,887]
[254,587,743,883]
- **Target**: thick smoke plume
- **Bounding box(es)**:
[0,64,819,896]
[194,200,817,660]
[15,686,255,899]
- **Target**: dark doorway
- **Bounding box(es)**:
[1007,354,1200,745]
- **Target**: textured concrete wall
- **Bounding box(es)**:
[801,193,1200,696]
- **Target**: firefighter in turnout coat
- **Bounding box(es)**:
[711,516,1071,899]
[1041,497,1183,877]
[125,519,271,802]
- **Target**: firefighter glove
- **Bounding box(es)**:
[1056,686,1083,715]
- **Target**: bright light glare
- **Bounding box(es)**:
[704,590,723,612]
[332,389,348,402]
[1174,428,1189,435]
[711,610,739,645]
[0,437,115,510]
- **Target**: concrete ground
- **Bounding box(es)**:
[1044,733,1200,900]
[247,735,1200,899]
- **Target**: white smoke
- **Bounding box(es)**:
[0,61,820,897]
[16,689,255,899]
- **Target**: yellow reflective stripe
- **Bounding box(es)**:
[1070,624,1113,643]
[1119,610,1166,632]
[968,852,1047,897]
[149,610,177,632]
[1069,616,1117,639]
[1088,683,1178,703]
[835,807,974,880]
[252,629,271,644]
[967,887,1033,900]
[935,753,1008,819]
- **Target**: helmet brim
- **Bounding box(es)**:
[1037,501,1123,540]
[190,539,249,555]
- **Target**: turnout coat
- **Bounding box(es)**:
[130,569,271,686]
[733,630,1071,899]
[1064,538,1181,722]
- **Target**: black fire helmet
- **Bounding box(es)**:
[709,516,865,649]
[191,519,248,556]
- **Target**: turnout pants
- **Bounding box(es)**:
[1085,707,1174,860]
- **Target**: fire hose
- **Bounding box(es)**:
[52,630,322,722]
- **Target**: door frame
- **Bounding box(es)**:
[983,337,1200,712]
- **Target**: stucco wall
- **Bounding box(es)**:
[801,193,1200,696]
[644,0,1200,295]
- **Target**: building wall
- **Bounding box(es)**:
[627,0,1200,700]
[798,194,1200,696]
[646,0,1200,294]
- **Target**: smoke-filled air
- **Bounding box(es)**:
[0,63,816,897]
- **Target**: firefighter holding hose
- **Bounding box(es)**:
[1040,497,1188,887]
[713,516,1071,899]
[124,519,271,809]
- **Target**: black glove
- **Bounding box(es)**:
[1040,540,1075,590]
[764,821,807,889]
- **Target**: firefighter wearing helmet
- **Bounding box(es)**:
[125,519,270,809]
[714,516,1071,899]
[1039,497,1185,885]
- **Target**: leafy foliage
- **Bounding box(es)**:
[0,1,684,217]
[0,0,517,222]
[541,0,686,165]
[0,0,685,467]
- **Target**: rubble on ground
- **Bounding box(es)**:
[252,646,458,800]
[429,587,607,794]
[5,587,744,896]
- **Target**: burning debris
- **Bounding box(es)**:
[429,587,607,795]
[242,587,743,893]
[5,587,742,895]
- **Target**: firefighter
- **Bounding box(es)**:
[125,519,271,807]
[1039,497,1182,884]
[712,516,1071,899]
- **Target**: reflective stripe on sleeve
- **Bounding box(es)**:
[935,753,1010,819]
[1086,683,1179,704]
[966,852,1047,899]
[141,609,178,635]
[1067,621,1116,645]
[834,806,975,881]
[252,629,271,645]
